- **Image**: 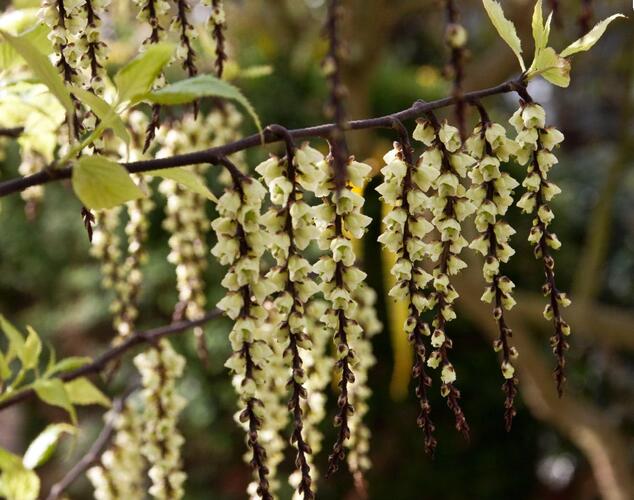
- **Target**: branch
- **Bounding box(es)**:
[0,127,24,138]
[0,77,526,198]
[45,389,135,500]
[0,308,222,412]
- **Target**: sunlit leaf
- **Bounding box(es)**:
[70,86,130,146]
[46,356,91,377]
[0,9,50,70]
[530,47,571,87]
[32,379,76,424]
[0,315,24,364]
[22,423,75,469]
[0,29,73,132]
[531,0,552,54]
[114,42,174,105]
[0,352,11,381]
[64,377,110,407]
[482,0,525,71]
[72,155,144,210]
[150,167,217,202]
[21,326,41,371]
[144,74,262,134]
[560,14,625,58]
[0,465,39,500]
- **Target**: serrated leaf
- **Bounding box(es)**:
[72,155,144,210]
[560,14,625,58]
[32,379,76,424]
[144,74,262,134]
[21,326,41,371]
[0,465,39,500]
[0,29,73,133]
[531,0,552,54]
[70,86,130,146]
[114,42,174,105]
[47,356,91,377]
[530,47,571,87]
[0,315,24,364]
[22,423,75,469]
[482,0,525,71]
[64,377,110,407]
[151,167,217,202]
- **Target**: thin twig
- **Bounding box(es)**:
[0,76,527,198]
[0,127,24,138]
[0,308,222,412]
[45,388,136,500]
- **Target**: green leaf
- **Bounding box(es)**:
[531,0,552,54]
[0,448,21,472]
[0,465,39,500]
[64,377,110,407]
[0,351,11,381]
[0,29,73,133]
[72,155,144,210]
[530,47,571,87]
[114,42,175,105]
[0,10,51,71]
[560,14,625,58]
[32,379,76,424]
[70,87,130,146]
[22,423,75,469]
[145,74,262,134]
[47,356,91,377]
[21,326,41,371]
[482,0,525,71]
[151,167,218,202]
[0,315,24,364]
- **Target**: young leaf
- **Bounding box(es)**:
[22,423,75,469]
[150,167,218,202]
[72,155,144,210]
[0,351,11,381]
[0,465,39,500]
[560,14,625,58]
[531,47,571,87]
[482,0,526,71]
[531,0,552,54]
[0,448,21,471]
[32,379,76,424]
[0,315,24,364]
[64,377,110,407]
[21,326,41,371]
[144,74,262,134]
[0,30,74,132]
[70,86,130,146]
[114,42,175,105]
[46,356,91,377]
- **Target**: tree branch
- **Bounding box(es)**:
[0,77,526,198]
[45,388,136,500]
[0,308,222,412]
[0,127,24,138]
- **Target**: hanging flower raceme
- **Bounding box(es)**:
[288,299,333,498]
[256,138,322,498]
[412,117,475,438]
[465,111,520,429]
[312,150,372,475]
[376,138,437,453]
[204,0,228,77]
[76,0,110,97]
[245,303,287,500]
[511,101,571,395]
[134,339,187,500]
[212,167,273,500]
[347,282,381,479]
[171,0,197,78]
[87,401,145,500]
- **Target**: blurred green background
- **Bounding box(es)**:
[0,0,633,499]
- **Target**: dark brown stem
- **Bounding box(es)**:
[0,76,528,198]
[211,0,227,78]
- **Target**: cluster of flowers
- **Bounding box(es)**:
[213,172,273,499]
[134,339,188,500]
[465,115,520,428]
[87,401,145,499]
[511,102,570,395]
